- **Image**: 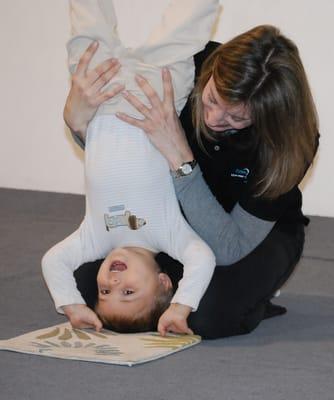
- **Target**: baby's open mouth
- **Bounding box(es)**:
[110,261,127,272]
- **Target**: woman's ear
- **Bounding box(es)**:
[158,273,173,291]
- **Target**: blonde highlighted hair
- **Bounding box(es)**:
[192,25,318,199]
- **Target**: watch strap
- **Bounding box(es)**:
[172,160,197,178]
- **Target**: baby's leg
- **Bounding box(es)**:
[67,0,123,74]
[132,0,219,114]
[135,0,219,66]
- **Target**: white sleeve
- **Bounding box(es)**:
[41,219,99,313]
[166,215,216,312]
[66,0,121,74]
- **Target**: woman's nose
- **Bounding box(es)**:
[206,109,224,126]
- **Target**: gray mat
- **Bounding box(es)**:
[0,188,333,400]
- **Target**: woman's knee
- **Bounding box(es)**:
[189,311,255,340]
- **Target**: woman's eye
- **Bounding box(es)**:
[231,116,251,124]
[100,289,110,295]
[233,118,247,124]
[123,289,134,296]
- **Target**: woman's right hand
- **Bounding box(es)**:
[63,41,124,139]
[117,69,194,171]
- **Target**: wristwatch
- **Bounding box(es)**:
[172,160,197,178]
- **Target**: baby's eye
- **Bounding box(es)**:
[123,289,134,296]
[100,289,111,295]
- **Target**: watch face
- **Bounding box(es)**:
[181,163,192,175]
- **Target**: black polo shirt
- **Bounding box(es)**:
[179,42,309,228]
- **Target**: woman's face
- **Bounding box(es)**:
[202,76,252,132]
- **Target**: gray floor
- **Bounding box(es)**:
[0,188,333,400]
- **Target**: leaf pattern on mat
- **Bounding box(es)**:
[30,342,54,354]
[36,327,60,339]
[30,326,123,357]
[73,329,90,340]
[87,331,108,339]
[60,341,72,347]
[35,327,115,342]
[94,329,119,337]
[59,328,72,340]
[45,341,60,347]
[140,334,200,349]
[94,345,122,356]
[30,340,122,356]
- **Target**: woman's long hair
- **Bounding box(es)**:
[192,25,318,199]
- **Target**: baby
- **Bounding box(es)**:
[42,0,219,335]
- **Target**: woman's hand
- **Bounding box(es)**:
[63,41,125,139]
[116,69,194,171]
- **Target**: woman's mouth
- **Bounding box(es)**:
[109,261,127,272]
[207,122,230,131]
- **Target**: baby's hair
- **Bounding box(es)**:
[96,284,174,333]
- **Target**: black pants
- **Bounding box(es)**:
[74,223,305,340]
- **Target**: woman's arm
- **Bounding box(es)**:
[63,41,124,144]
[173,165,275,265]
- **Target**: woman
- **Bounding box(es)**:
[66,25,319,339]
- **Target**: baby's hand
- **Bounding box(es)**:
[62,304,102,332]
[157,303,193,337]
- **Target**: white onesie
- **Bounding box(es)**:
[42,0,219,313]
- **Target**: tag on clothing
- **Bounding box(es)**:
[104,205,146,231]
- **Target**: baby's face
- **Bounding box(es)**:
[95,247,161,321]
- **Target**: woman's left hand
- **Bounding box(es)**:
[116,68,194,171]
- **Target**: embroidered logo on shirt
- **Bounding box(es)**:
[230,168,250,181]
[104,205,146,231]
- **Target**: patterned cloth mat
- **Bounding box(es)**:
[0,323,201,366]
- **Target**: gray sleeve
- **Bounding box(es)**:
[71,130,86,150]
[172,165,275,265]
